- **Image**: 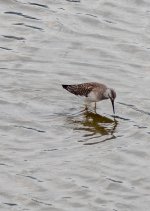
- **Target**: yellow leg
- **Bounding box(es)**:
[94,102,96,110]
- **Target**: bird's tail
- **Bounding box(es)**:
[62,84,78,95]
[62,84,69,90]
[62,84,89,96]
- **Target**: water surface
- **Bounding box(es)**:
[0,0,150,211]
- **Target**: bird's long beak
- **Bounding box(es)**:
[111,99,115,114]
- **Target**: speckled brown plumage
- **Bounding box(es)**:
[62,82,107,98]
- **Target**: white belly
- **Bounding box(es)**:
[86,91,99,102]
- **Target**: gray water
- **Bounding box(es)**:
[0,0,150,210]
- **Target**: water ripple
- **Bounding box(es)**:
[5,11,39,20]
[118,102,150,116]
[14,22,43,31]
[28,2,49,9]
[2,35,25,40]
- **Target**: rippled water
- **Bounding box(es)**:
[0,0,150,210]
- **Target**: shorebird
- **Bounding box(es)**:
[62,82,116,114]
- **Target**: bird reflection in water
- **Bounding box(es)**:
[67,110,118,145]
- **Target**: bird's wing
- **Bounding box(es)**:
[62,83,96,97]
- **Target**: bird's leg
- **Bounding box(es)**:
[94,102,96,111]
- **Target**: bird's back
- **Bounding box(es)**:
[62,82,107,98]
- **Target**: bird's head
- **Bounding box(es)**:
[106,88,116,114]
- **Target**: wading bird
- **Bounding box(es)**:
[62,82,116,114]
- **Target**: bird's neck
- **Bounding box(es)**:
[103,88,111,99]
